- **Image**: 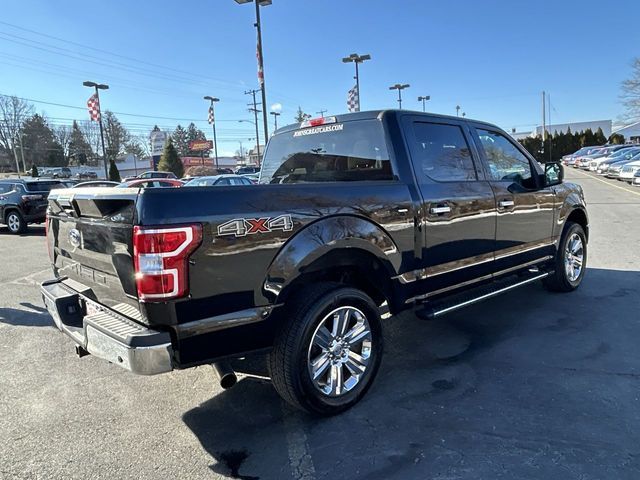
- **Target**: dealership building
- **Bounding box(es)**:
[511,120,612,141]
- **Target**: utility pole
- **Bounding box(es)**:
[389,84,410,109]
[316,109,327,118]
[548,93,552,163]
[542,91,546,160]
[270,111,280,131]
[418,95,430,112]
[204,96,220,168]
[342,53,371,112]
[83,81,109,179]
[245,89,262,166]
[18,133,26,173]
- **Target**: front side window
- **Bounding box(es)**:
[410,122,477,182]
[260,119,392,184]
[476,129,534,186]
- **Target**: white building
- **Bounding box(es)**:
[612,121,640,143]
[511,119,612,140]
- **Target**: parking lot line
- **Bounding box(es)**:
[569,168,640,197]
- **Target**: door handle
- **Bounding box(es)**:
[429,205,451,215]
[499,199,515,208]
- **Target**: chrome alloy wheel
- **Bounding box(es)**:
[7,213,20,233]
[564,233,584,282]
[307,306,372,397]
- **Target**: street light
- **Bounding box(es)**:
[456,105,461,117]
[203,96,220,168]
[82,81,109,179]
[342,53,371,112]
[418,95,431,112]
[389,83,410,109]
[235,0,271,142]
[270,111,280,131]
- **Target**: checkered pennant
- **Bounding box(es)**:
[87,93,101,122]
[347,85,359,113]
[208,105,215,125]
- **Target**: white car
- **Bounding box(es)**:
[618,160,640,183]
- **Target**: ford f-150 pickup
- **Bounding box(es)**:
[41,110,588,415]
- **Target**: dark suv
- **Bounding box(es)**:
[0,179,64,234]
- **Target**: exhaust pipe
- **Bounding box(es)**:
[212,361,237,389]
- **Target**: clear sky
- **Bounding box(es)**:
[0,0,638,156]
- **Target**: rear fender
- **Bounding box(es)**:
[264,215,400,302]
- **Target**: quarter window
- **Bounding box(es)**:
[476,129,534,185]
[410,122,477,182]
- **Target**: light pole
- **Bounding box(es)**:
[270,111,280,131]
[235,0,271,142]
[418,95,431,112]
[82,80,109,179]
[342,53,370,112]
[389,83,410,109]
[456,105,461,117]
[204,96,220,168]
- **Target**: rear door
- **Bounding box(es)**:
[402,116,497,297]
[471,127,555,273]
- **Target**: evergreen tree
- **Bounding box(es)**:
[30,164,38,177]
[158,138,184,178]
[608,133,625,144]
[186,122,208,156]
[294,106,311,123]
[594,127,607,145]
[22,114,66,167]
[103,111,131,161]
[172,124,189,156]
[108,159,121,182]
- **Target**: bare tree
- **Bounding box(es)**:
[79,120,101,165]
[621,58,640,122]
[53,125,72,161]
[0,95,33,172]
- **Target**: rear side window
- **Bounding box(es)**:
[25,181,61,192]
[260,119,392,184]
[410,122,477,182]
[0,184,15,194]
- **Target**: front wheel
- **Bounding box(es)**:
[543,221,587,292]
[269,283,383,416]
[5,211,26,234]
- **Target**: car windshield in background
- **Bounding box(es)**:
[25,181,62,192]
[259,119,393,184]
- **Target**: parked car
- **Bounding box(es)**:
[574,148,606,168]
[586,145,635,171]
[75,171,98,180]
[633,170,640,186]
[236,166,260,175]
[123,171,178,182]
[595,148,640,175]
[116,179,184,188]
[41,110,588,415]
[0,179,65,233]
[183,174,253,186]
[618,160,640,183]
[42,167,73,179]
[605,159,635,179]
[73,181,119,188]
[562,146,600,166]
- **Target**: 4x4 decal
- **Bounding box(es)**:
[217,214,294,237]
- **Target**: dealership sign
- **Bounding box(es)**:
[150,131,168,156]
[189,140,213,152]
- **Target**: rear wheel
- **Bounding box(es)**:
[543,221,587,292]
[269,283,383,416]
[5,211,26,234]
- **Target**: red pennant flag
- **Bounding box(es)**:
[87,93,101,121]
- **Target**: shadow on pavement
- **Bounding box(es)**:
[0,225,46,237]
[0,302,51,327]
[182,267,640,479]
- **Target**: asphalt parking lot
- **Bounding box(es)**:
[1,169,639,480]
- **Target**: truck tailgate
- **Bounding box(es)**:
[47,187,142,320]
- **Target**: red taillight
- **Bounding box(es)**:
[133,224,202,301]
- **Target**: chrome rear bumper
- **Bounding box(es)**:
[41,278,173,375]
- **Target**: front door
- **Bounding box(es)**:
[472,127,555,274]
[403,116,497,298]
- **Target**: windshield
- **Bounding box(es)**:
[25,181,62,192]
[260,119,393,184]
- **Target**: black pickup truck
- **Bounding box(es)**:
[41,110,588,415]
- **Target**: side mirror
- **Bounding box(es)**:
[543,162,564,187]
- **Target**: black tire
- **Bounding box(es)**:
[269,283,383,416]
[543,221,587,292]
[5,210,26,234]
